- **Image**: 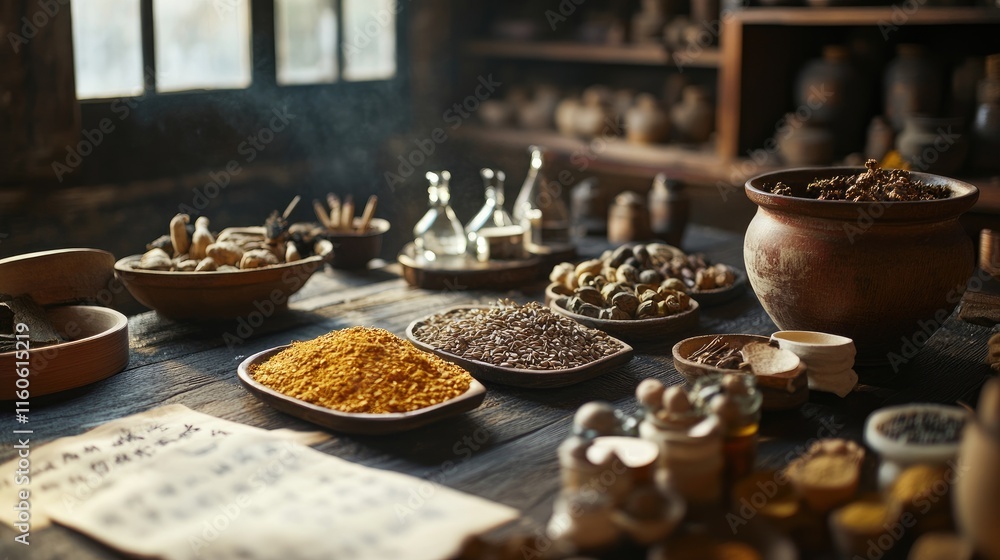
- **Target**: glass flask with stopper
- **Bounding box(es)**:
[466,168,524,261]
[412,170,467,261]
[511,145,571,247]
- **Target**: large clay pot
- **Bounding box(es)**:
[897,115,969,175]
[744,168,978,368]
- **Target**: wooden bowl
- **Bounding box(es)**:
[114,240,332,319]
[0,248,116,306]
[237,344,487,435]
[0,305,129,396]
[322,218,390,270]
[672,334,808,410]
[398,243,543,290]
[745,167,978,367]
[548,298,700,343]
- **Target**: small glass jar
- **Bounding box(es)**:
[691,373,763,487]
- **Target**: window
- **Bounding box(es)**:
[70,0,399,100]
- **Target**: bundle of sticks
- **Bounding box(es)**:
[313,194,378,234]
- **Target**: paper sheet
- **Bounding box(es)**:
[0,404,328,529]
[50,434,519,560]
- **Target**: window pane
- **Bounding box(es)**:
[276,0,338,85]
[71,0,144,99]
[342,0,396,81]
[153,0,251,92]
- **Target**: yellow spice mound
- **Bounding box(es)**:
[251,327,473,414]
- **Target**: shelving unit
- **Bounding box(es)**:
[465,39,722,68]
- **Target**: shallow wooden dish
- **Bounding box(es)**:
[397,242,543,290]
[0,305,129,397]
[405,307,634,388]
[548,298,700,343]
[237,344,487,435]
[672,334,808,410]
[690,268,748,307]
[114,240,332,319]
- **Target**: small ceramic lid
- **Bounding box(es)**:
[0,248,116,306]
[864,404,966,463]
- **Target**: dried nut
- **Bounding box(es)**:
[602,266,618,282]
[574,401,621,436]
[662,386,692,414]
[170,213,191,257]
[599,308,615,320]
[635,283,659,295]
[637,300,658,318]
[616,264,640,285]
[549,282,574,297]
[611,292,639,316]
[577,303,602,318]
[639,289,662,304]
[550,262,576,286]
[714,265,736,287]
[661,278,687,293]
[577,272,597,287]
[656,301,669,317]
[632,244,650,266]
[624,257,641,268]
[553,295,571,309]
[599,249,614,262]
[664,294,682,312]
[636,379,666,411]
[609,245,633,268]
[575,258,603,278]
[206,242,244,266]
[174,259,199,272]
[239,248,279,269]
[194,257,218,272]
[568,296,586,313]
[218,265,239,272]
[147,234,173,253]
[677,291,691,308]
[137,248,172,270]
[576,286,605,307]
[592,275,607,290]
[638,269,663,285]
[609,308,631,321]
[285,241,301,263]
[695,269,717,290]
[190,216,214,260]
[601,282,626,301]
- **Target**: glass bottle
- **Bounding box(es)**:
[465,168,515,233]
[512,145,571,246]
[412,171,466,261]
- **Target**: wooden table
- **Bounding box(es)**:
[2,226,996,559]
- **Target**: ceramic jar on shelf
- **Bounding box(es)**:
[625,93,670,144]
[795,45,863,154]
[896,115,968,175]
[776,114,835,166]
[971,54,1000,173]
[671,85,714,144]
[884,44,944,131]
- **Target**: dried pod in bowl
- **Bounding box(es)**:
[575,258,603,278]
[194,257,218,272]
[239,249,279,269]
[611,292,639,316]
[616,264,640,285]
[639,269,663,285]
[206,242,244,267]
[190,216,214,260]
[285,241,301,263]
[170,213,191,257]
[661,278,687,293]
[695,269,717,290]
[609,245,633,268]
[609,308,630,321]
[174,259,199,272]
[577,303,603,318]
[550,262,575,287]
[601,282,626,302]
[578,272,597,288]
[137,248,172,271]
[549,282,574,297]
[576,286,605,307]
[639,289,662,304]
[637,300,658,319]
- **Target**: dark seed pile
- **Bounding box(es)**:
[764,159,950,202]
[412,300,623,370]
[876,410,965,444]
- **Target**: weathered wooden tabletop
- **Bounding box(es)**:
[2,226,996,559]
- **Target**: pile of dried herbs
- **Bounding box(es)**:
[763,160,950,202]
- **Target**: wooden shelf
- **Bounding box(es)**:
[731,6,1000,26]
[454,125,767,185]
[464,40,721,68]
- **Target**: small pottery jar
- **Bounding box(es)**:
[570,177,607,235]
[744,167,978,367]
[625,93,671,144]
[648,173,690,247]
[575,88,616,138]
[884,44,944,131]
[631,0,668,43]
[971,68,1000,173]
[864,116,895,162]
[897,115,968,175]
[639,415,724,506]
[518,85,561,130]
[555,97,581,136]
[795,45,858,125]
[671,85,714,144]
[776,115,835,166]
[608,191,653,244]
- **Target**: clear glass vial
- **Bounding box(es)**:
[412,170,467,261]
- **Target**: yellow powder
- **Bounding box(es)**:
[251,327,473,414]
[837,501,890,531]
